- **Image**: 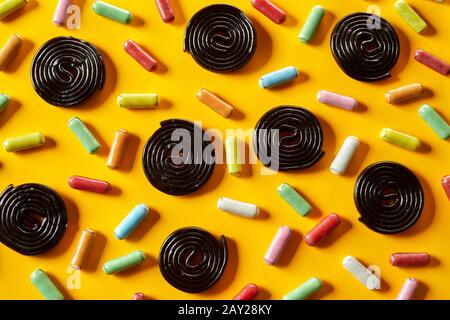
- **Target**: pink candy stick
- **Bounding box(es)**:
[124,40,158,72]
[317,90,358,111]
[396,278,418,300]
[251,0,286,24]
[442,175,450,201]
[264,225,292,265]
[154,0,174,23]
[415,49,450,75]
[53,0,71,26]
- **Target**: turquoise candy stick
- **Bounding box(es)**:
[277,183,312,217]
[93,0,133,24]
[299,5,325,43]
[259,66,298,89]
[283,277,323,300]
[0,93,10,112]
[30,269,64,300]
[68,117,100,154]
[394,0,427,34]
[419,104,450,139]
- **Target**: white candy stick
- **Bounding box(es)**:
[342,256,380,290]
[217,197,259,218]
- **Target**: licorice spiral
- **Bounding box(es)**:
[354,162,424,234]
[0,184,67,255]
[159,227,228,293]
[184,4,257,73]
[142,119,215,196]
[253,106,325,171]
[31,36,105,107]
[330,13,400,82]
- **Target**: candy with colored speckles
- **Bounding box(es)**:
[380,128,421,151]
[317,90,357,111]
[68,117,100,154]
[233,283,259,300]
[251,0,286,24]
[4,132,45,152]
[0,34,22,71]
[264,225,292,265]
[217,197,259,219]
[0,0,27,19]
[30,269,64,300]
[114,204,149,240]
[305,213,341,246]
[397,278,418,300]
[442,175,450,201]
[154,0,174,23]
[53,0,71,26]
[330,136,359,175]
[93,0,132,24]
[71,228,96,270]
[418,104,450,139]
[0,93,9,112]
[69,176,111,194]
[394,0,427,34]
[107,129,130,169]
[343,256,380,290]
[299,5,325,43]
[385,83,424,104]
[259,66,298,89]
[415,49,450,75]
[103,250,146,274]
[390,252,430,266]
[277,183,312,217]
[283,277,322,300]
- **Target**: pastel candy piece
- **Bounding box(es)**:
[415,49,450,75]
[233,283,259,300]
[68,117,100,154]
[118,94,159,108]
[304,213,341,246]
[385,83,424,104]
[317,90,357,111]
[53,0,71,26]
[93,0,132,24]
[342,256,380,290]
[283,277,322,300]
[114,204,149,240]
[397,278,418,300]
[68,176,111,194]
[30,269,64,300]
[264,225,292,265]
[330,136,359,175]
[217,197,259,218]
[0,34,22,71]
[0,0,27,19]
[442,175,450,201]
[0,93,10,112]
[418,104,450,139]
[277,183,312,217]
[124,40,158,72]
[103,250,146,274]
[380,128,421,151]
[390,252,430,266]
[71,228,96,270]
[3,132,45,152]
[299,5,325,43]
[154,0,174,23]
[196,88,234,118]
[225,136,242,175]
[133,292,146,300]
[251,0,286,24]
[107,129,130,169]
[394,0,427,34]
[259,66,298,89]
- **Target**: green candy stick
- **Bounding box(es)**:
[299,5,325,43]
[277,183,312,217]
[419,104,450,140]
[103,250,146,275]
[30,269,64,300]
[283,277,323,300]
[93,0,133,24]
[68,117,100,154]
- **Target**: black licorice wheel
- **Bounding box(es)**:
[159,227,228,293]
[253,106,325,171]
[0,184,67,255]
[330,13,400,82]
[184,4,257,72]
[142,119,215,196]
[354,162,424,234]
[31,36,105,107]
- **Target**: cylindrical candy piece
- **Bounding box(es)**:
[442,175,450,201]
[103,250,146,274]
[233,283,259,300]
[124,40,158,72]
[380,128,421,151]
[277,183,312,217]
[154,0,174,23]
[342,256,380,290]
[305,213,341,246]
[118,93,159,108]
[0,93,10,112]
[0,34,22,71]
[30,269,64,300]
[385,83,423,104]
[394,0,427,34]
[264,225,292,265]
[132,292,146,300]
[251,0,286,24]
[196,88,234,118]
[114,204,149,240]
[418,104,450,139]
[259,66,298,89]
[330,136,359,175]
[414,49,450,75]
[53,0,71,26]
[71,228,96,270]
[107,129,130,169]
[93,0,132,24]
[3,132,45,152]
[68,176,111,194]
[217,197,259,218]
[68,117,100,154]
[283,277,322,300]
[0,0,27,19]
[225,136,242,176]
[299,5,325,43]
[317,90,357,111]
[390,252,430,266]
[397,278,418,300]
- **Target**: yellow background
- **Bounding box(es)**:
[0,0,449,300]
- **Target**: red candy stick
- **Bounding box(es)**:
[68,176,111,194]
[414,49,450,76]
[390,253,430,267]
[304,213,341,246]
[154,0,174,23]
[442,175,450,201]
[132,292,146,300]
[251,0,286,24]
[233,283,258,300]
[124,40,158,72]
